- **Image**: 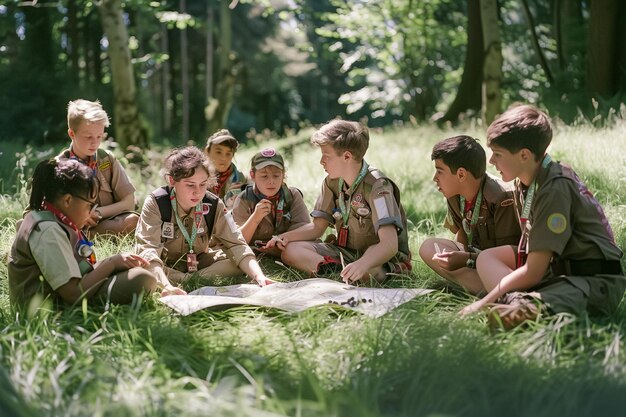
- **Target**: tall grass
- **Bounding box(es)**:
[1,120,626,416]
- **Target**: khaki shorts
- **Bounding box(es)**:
[311,243,412,274]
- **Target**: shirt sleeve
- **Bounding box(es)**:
[287,188,311,231]
[211,199,255,265]
[443,197,462,234]
[108,153,136,202]
[29,222,82,290]
[231,192,252,226]
[370,178,403,233]
[528,182,572,256]
[311,178,335,224]
[135,194,166,265]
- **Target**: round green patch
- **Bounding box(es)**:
[547,213,567,234]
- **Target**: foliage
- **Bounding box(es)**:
[1,121,626,415]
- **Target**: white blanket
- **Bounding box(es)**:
[159,278,433,318]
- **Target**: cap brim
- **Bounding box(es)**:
[254,161,284,170]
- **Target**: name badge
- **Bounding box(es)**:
[161,222,175,239]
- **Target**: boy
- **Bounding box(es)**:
[461,104,625,329]
[57,99,138,237]
[265,119,411,284]
[419,135,520,294]
[204,129,247,209]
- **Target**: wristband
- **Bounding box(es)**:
[466,258,476,269]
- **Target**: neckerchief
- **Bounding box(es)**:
[69,147,98,176]
[459,185,483,247]
[170,188,203,253]
[214,164,235,196]
[516,154,552,267]
[41,200,96,265]
[253,185,285,229]
[338,161,369,225]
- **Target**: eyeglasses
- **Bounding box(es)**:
[72,194,98,212]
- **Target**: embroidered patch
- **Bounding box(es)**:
[161,222,175,239]
[378,191,391,196]
[99,161,111,170]
[373,197,389,219]
[261,148,276,157]
[500,198,514,207]
[201,203,211,214]
[356,207,370,216]
[353,193,363,203]
[547,213,567,234]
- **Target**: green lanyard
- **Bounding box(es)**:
[337,161,369,225]
[459,186,483,246]
[170,188,203,253]
[520,154,553,222]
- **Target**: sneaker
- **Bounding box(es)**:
[315,256,343,277]
[487,298,541,330]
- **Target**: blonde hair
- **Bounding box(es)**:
[310,119,369,161]
[67,99,110,131]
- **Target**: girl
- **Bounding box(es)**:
[231,147,310,257]
[204,129,247,209]
[8,159,156,307]
[135,146,272,296]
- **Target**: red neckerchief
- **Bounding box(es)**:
[463,197,476,217]
[69,148,97,176]
[41,200,97,265]
[213,164,234,196]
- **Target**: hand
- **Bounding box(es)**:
[109,252,149,272]
[340,260,369,284]
[84,213,99,227]
[265,234,288,250]
[253,274,276,286]
[432,250,469,271]
[459,299,488,317]
[161,284,187,297]
[252,199,273,222]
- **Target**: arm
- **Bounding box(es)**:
[459,250,552,316]
[237,255,274,286]
[265,217,328,249]
[236,199,272,243]
[95,192,136,219]
[341,224,398,283]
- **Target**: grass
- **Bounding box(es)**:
[1,119,626,416]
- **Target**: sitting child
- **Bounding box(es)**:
[8,159,156,307]
[204,129,247,209]
[231,147,310,257]
[135,146,273,296]
[265,119,412,284]
[419,135,520,294]
[57,99,139,237]
[461,104,626,330]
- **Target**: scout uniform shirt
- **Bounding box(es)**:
[57,147,136,208]
[311,165,410,256]
[518,159,623,265]
[135,189,254,282]
[210,163,247,210]
[231,184,310,242]
[444,173,520,249]
[8,211,94,305]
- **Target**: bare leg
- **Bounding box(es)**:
[281,242,325,274]
[476,245,516,292]
[419,237,484,294]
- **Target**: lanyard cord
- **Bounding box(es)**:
[338,161,369,225]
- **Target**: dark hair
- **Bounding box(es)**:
[310,119,369,161]
[165,146,213,182]
[487,104,552,160]
[30,158,99,210]
[431,135,486,178]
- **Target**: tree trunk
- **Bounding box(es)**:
[180,0,190,142]
[66,0,80,84]
[480,0,502,124]
[206,4,214,102]
[555,0,583,71]
[521,0,553,84]
[161,23,172,135]
[441,0,483,123]
[206,0,238,134]
[587,0,619,95]
[98,0,149,149]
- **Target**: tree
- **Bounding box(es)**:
[480,0,502,123]
[98,0,148,149]
[586,0,620,96]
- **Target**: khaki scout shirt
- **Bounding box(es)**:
[57,147,136,207]
[444,173,520,249]
[231,184,310,242]
[8,211,93,305]
[210,165,248,210]
[311,166,410,255]
[519,160,622,262]
[135,190,254,271]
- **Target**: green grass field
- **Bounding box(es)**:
[1,120,626,417]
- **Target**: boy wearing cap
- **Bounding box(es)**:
[204,129,247,209]
[265,120,411,284]
[419,135,520,294]
[460,104,625,330]
[231,147,310,257]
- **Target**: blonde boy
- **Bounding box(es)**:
[57,99,138,237]
[461,105,625,329]
[265,120,411,284]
